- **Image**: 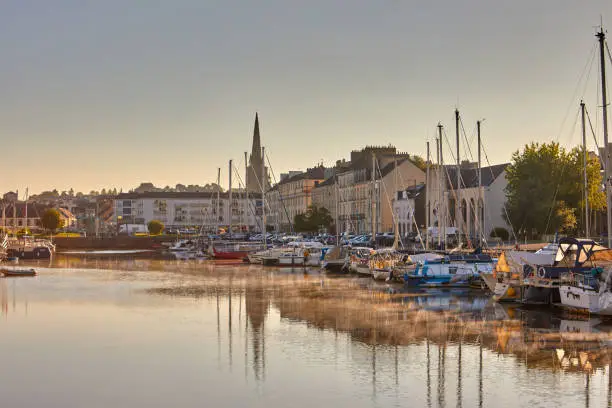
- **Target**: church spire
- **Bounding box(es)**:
[251,112,261,162]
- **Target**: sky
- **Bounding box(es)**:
[1,1,612,195]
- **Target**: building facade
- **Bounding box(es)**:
[336,157,425,234]
[427,163,511,243]
[266,166,327,232]
[114,191,263,233]
[0,202,76,232]
[393,184,426,238]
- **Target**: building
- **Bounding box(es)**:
[114,191,263,233]
[427,163,510,242]
[245,113,270,193]
[266,166,328,232]
[336,148,426,234]
[310,176,337,231]
[393,183,426,237]
[0,202,76,232]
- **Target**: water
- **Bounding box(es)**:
[0,258,610,408]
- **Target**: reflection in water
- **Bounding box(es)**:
[246,277,270,382]
[2,260,612,407]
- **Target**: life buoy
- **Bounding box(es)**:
[537,267,546,279]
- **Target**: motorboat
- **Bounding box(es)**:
[321,246,349,273]
[349,247,374,276]
[483,250,555,303]
[403,253,494,288]
[1,267,37,277]
[520,238,610,305]
[6,236,55,259]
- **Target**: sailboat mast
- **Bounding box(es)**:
[216,168,221,234]
[581,101,590,237]
[261,146,267,247]
[371,153,377,245]
[426,141,430,250]
[438,124,446,249]
[229,159,233,237]
[244,151,249,232]
[477,120,482,245]
[455,109,461,237]
[597,28,611,247]
[24,188,28,234]
[334,172,339,244]
[436,135,441,248]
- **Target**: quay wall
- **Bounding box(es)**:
[53,236,175,250]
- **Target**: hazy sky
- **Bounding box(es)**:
[1,1,611,194]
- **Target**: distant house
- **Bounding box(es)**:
[0,202,76,232]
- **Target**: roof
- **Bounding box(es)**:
[443,163,508,189]
[0,203,50,218]
[315,177,336,188]
[274,166,328,187]
[116,191,262,200]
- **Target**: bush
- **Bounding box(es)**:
[490,227,509,241]
[147,220,164,235]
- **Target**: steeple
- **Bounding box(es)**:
[250,112,261,163]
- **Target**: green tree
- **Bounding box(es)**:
[41,209,64,233]
[409,155,427,171]
[147,220,164,235]
[293,205,333,232]
[505,142,604,239]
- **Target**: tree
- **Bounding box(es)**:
[147,220,164,235]
[504,142,605,239]
[41,209,64,232]
[409,155,427,171]
[293,205,333,232]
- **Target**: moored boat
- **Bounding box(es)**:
[1,267,37,277]
[520,238,611,305]
[322,246,349,273]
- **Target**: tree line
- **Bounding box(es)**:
[504,142,605,240]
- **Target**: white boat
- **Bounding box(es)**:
[277,252,305,266]
[559,269,612,315]
[349,247,374,276]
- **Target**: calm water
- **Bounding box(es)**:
[0,257,610,408]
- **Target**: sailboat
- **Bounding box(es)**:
[553,27,612,314]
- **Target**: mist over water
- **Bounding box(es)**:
[0,258,610,408]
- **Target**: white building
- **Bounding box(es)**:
[114,191,263,233]
[427,163,511,242]
[393,184,426,237]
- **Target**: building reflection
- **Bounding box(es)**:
[245,276,270,382]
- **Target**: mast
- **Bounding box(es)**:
[261,146,267,247]
[477,120,482,245]
[426,141,430,250]
[455,109,461,237]
[393,156,399,249]
[244,151,249,232]
[24,188,28,234]
[438,124,446,249]
[216,168,221,234]
[436,135,441,249]
[371,153,377,245]
[229,159,233,237]
[334,172,339,245]
[597,27,611,247]
[581,101,590,237]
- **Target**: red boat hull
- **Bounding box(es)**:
[212,249,249,260]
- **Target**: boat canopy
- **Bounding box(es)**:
[554,238,609,267]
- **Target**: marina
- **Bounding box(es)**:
[0,255,611,408]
